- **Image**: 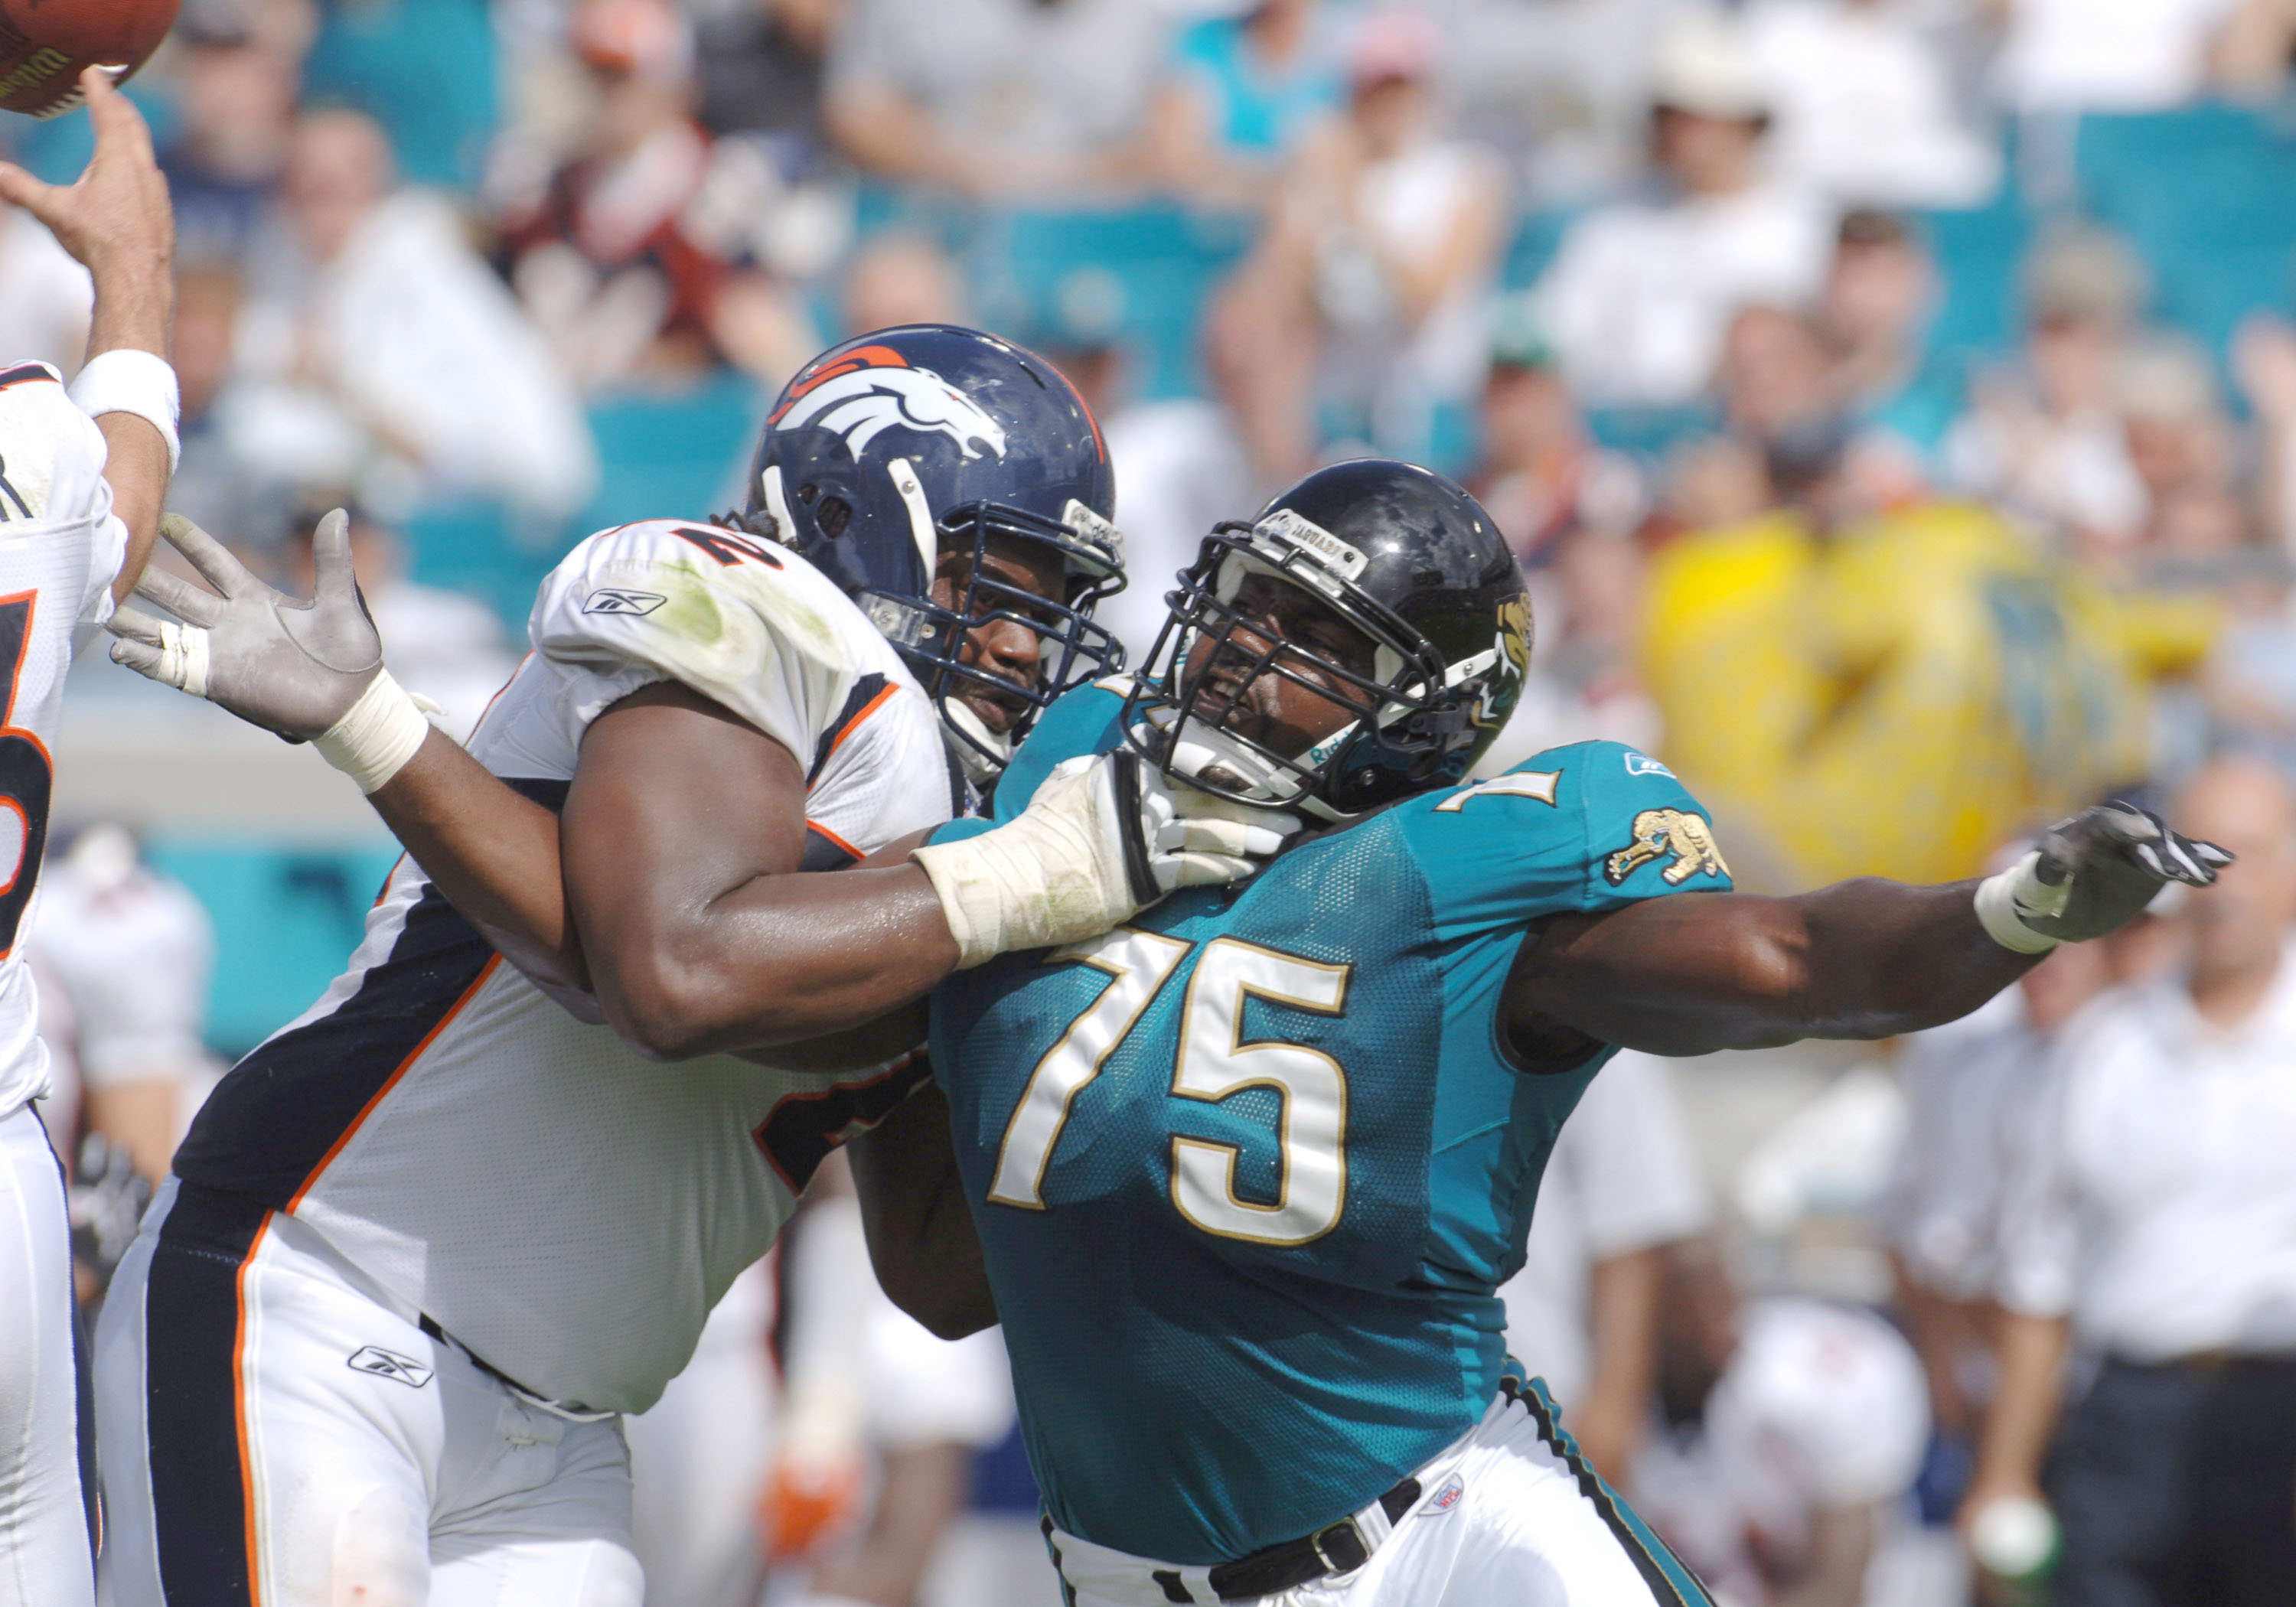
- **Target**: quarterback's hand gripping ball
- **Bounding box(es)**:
[1975,802,2232,953]
[912,750,1299,969]
[0,0,177,119]
[109,511,439,793]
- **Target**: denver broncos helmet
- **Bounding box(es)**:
[1123,459,1531,820]
[740,324,1125,781]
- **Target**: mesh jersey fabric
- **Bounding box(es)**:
[170,518,951,1413]
[0,363,131,1118]
[928,683,1731,1563]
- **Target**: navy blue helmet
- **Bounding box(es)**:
[739,324,1126,781]
[1123,459,1530,819]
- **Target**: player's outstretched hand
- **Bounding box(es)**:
[1975,802,2232,952]
[0,69,171,295]
[912,751,1298,969]
[109,510,383,738]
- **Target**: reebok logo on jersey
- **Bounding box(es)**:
[583,588,667,617]
[1433,771,1561,812]
[1623,751,1674,779]
[347,1346,434,1389]
[1420,1474,1465,1516]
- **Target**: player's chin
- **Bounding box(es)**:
[957,686,1029,737]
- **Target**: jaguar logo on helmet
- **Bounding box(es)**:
[768,344,1009,463]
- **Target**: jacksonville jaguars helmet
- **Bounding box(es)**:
[739,324,1125,781]
[1122,459,1531,820]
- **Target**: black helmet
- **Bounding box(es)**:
[739,324,1126,780]
[1122,459,1531,819]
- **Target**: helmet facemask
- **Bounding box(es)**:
[860,494,1127,782]
[1121,520,1502,821]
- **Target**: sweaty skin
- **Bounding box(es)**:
[367,542,1074,1051]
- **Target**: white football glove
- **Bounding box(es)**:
[1975,802,2232,953]
[109,510,439,792]
[912,748,1297,968]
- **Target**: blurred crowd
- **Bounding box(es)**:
[16,0,2296,1604]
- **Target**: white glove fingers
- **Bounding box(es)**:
[158,512,257,598]
[107,636,165,680]
[130,566,225,628]
[310,509,362,613]
[1158,817,1291,859]
[1156,851,1262,892]
[2102,806,2160,843]
[2154,833,2223,885]
[106,605,167,649]
[106,614,207,696]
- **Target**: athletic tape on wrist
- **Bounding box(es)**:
[312,670,433,794]
[68,350,181,474]
[1974,852,2063,954]
[910,836,1014,970]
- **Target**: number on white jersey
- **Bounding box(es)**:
[0,592,52,956]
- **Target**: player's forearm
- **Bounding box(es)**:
[1518,882,2040,1055]
[84,200,177,603]
[96,410,168,598]
[85,251,171,364]
[1778,877,2045,1038]
[597,859,960,1058]
[367,732,592,994]
[849,1083,998,1340]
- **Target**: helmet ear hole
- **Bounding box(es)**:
[797,482,819,505]
[816,496,852,539]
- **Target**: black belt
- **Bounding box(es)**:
[419,1314,540,1398]
[1207,1478,1421,1601]
[1050,1478,1422,1604]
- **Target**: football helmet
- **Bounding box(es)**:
[1122,459,1531,819]
[739,324,1125,780]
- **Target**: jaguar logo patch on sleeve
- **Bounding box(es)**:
[1604,808,1729,886]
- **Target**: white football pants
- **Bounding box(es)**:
[1046,1381,1715,1607]
[95,1178,644,1607]
[0,1102,96,1607]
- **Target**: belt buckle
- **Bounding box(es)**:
[1309,1516,1369,1576]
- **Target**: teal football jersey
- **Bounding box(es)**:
[929,684,1732,1564]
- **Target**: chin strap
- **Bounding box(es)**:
[940,697,1013,784]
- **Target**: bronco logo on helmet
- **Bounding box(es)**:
[768,344,1009,463]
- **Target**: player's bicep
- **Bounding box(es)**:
[563,680,810,1049]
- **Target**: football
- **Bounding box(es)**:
[0,0,177,118]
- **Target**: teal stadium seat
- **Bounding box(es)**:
[144,839,404,1058]
[2074,103,2296,368]
[405,370,769,628]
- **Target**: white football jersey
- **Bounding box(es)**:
[172,519,954,1413]
[0,363,130,1122]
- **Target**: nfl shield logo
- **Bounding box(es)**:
[1420,1473,1466,1516]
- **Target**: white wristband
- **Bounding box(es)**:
[312,671,435,794]
[70,349,182,473]
[1975,850,2064,954]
